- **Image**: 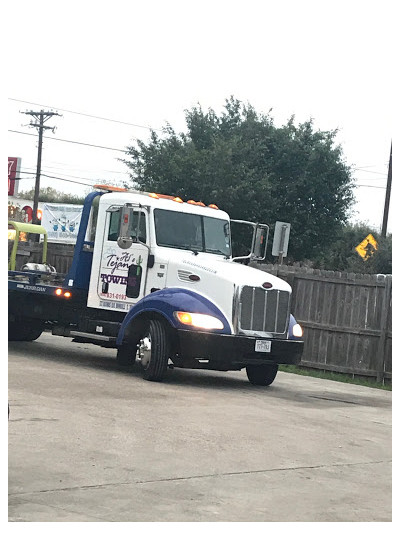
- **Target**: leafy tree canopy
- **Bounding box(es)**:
[313,222,391,274]
[123,97,355,261]
[18,187,85,205]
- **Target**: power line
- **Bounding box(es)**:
[17,169,99,184]
[355,184,386,189]
[38,162,129,175]
[8,97,163,132]
[8,129,127,153]
[355,176,386,182]
[12,170,99,187]
[354,168,387,176]
[20,164,127,182]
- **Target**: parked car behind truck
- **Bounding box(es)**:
[8,185,304,385]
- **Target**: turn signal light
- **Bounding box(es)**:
[174,312,224,330]
[55,288,62,296]
[176,312,192,325]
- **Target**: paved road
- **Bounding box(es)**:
[8,332,391,522]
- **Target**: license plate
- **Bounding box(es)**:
[255,339,271,353]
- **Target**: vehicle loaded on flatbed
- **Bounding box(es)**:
[8,185,304,386]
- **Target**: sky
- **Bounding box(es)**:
[6,0,395,233]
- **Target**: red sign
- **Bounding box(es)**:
[8,157,21,196]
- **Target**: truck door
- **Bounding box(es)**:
[94,206,149,312]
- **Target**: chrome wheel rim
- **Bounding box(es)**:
[138,335,152,369]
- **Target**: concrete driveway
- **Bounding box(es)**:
[8,332,392,522]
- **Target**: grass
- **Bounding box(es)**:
[279,365,392,391]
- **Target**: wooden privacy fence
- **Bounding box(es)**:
[255,263,392,383]
[9,242,392,382]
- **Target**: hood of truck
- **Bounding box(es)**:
[160,250,291,333]
[173,253,290,291]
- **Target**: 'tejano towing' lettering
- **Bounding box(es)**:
[8,185,304,386]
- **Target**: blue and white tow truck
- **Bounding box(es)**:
[8,185,304,385]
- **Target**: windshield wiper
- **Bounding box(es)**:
[204,248,229,257]
[161,243,201,255]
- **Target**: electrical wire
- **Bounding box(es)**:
[354,168,387,176]
[356,184,386,189]
[12,170,100,187]
[8,129,127,152]
[8,97,163,132]
[19,166,127,184]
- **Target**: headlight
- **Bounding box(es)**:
[175,311,224,330]
[292,323,303,337]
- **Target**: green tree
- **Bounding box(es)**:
[18,187,85,205]
[314,223,392,274]
[123,97,354,261]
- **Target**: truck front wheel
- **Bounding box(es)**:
[246,364,278,386]
[138,319,171,382]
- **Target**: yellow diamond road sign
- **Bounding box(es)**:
[355,233,378,260]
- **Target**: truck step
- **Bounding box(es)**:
[69,330,117,342]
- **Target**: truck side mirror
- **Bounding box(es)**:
[117,205,133,249]
[253,224,269,261]
[231,220,269,263]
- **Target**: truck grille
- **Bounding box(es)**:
[238,286,290,334]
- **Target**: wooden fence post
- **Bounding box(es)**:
[376,275,392,383]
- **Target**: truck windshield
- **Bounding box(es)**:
[154,209,231,257]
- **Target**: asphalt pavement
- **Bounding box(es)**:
[8,332,392,522]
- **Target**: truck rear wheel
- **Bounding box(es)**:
[8,318,44,342]
[246,364,278,386]
[138,319,170,382]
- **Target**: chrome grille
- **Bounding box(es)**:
[238,286,290,334]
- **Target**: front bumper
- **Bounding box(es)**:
[176,329,303,370]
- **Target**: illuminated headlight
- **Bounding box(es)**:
[175,311,224,330]
[292,323,303,337]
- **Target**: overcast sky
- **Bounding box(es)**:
[7,0,394,233]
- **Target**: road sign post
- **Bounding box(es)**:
[272,221,291,265]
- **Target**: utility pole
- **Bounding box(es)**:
[381,142,392,238]
[21,110,61,225]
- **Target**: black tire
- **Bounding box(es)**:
[139,319,170,382]
[246,364,278,386]
[116,344,136,367]
[8,318,44,342]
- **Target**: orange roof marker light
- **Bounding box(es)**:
[156,194,176,200]
[148,193,212,208]
[188,200,205,207]
[94,184,127,192]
